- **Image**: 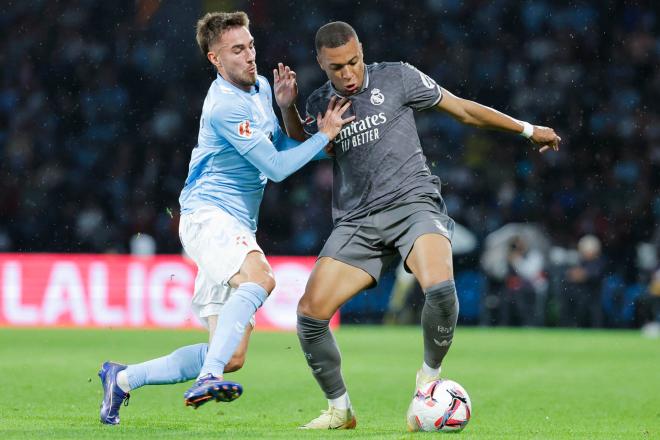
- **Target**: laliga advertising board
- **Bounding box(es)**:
[0,254,339,330]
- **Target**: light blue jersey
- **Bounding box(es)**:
[179,73,329,232]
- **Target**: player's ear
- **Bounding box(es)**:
[316,54,323,69]
[207,51,216,66]
[207,51,222,70]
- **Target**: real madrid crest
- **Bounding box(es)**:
[370,88,384,105]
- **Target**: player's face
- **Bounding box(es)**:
[209,26,257,91]
[317,37,365,95]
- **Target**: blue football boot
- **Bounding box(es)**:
[184,373,242,409]
[98,361,130,425]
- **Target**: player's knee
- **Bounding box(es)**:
[418,264,453,291]
[297,281,332,317]
[254,271,276,294]
[297,296,310,317]
[424,279,458,312]
[297,295,323,319]
[225,353,246,373]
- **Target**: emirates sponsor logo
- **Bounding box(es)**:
[335,112,387,153]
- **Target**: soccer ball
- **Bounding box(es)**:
[407,379,472,432]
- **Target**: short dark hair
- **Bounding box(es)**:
[196,11,249,55]
[315,21,358,52]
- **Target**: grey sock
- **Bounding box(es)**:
[422,280,459,369]
[297,314,346,399]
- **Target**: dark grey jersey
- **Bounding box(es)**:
[304,62,443,224]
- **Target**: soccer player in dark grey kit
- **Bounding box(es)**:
[281,22,561,429]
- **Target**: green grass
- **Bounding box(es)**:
[0,326,658,439]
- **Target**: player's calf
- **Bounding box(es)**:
[405,280,459,427]
[421,279,458,368]
[296,314,347,399]
[224,352,246,373]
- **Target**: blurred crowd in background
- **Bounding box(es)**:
[1,0,658,328]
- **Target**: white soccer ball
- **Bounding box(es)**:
[407,379,472,432]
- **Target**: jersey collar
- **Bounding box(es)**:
[216,72,260,95]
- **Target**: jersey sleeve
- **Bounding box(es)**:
[271,119,286,149]
[209,100,267,156]
[399,62,443,111]
[272,125,330,160]
[243,131,329,182]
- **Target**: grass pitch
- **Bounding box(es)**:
[0,326,658,439]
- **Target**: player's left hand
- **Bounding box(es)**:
[530,126,561,154]
[273,62,298,109]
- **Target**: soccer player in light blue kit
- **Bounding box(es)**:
[98,11,353,424]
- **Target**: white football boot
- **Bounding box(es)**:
[300,406,357,430]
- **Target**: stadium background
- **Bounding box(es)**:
[0,0,658,329]
[1,1,659,439]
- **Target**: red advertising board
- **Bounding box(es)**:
[0,254,338,330]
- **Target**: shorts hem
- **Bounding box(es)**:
[401,230,452,273]
[221,246,263,285]
[316,254,379,287]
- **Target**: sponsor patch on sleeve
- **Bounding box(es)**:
[237,120,252,138]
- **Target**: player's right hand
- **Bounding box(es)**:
[273,63,298,109]
[317,96,354,140]
[530,125,561,153]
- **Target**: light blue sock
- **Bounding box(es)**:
[125,343,208,390]
[199,282,268,378]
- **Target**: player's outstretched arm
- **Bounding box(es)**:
[273,63,308,142]
[244,97,353,182]
[436,88,561,153]
[271,128,333,161]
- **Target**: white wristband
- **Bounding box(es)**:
[519,121,534,139]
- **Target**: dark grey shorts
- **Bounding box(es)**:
[319,195,455,284]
